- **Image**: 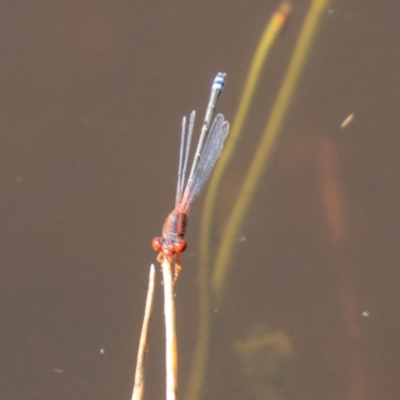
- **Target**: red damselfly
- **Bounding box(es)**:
[152,73,229,280]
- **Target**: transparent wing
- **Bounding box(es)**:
[175,115,186,205]
[179,113,229,211]
[175,111,195,206]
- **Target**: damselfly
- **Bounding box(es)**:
[152,73,229,280]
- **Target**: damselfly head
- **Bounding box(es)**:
[152,236,187,257]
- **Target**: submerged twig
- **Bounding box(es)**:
[186,4,292,400]
[132,264,156,400]
[162,258,178,400]
[212,0,330,305]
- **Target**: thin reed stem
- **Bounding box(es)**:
[132,265,156,400]
[162,259,178,400]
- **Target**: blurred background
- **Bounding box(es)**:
[0,1,399,399]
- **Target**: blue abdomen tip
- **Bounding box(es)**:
[212,72,226,90]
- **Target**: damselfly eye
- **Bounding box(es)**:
[152,237,163,252]
[174,239,187,254]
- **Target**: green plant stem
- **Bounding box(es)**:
[212,0,330,306]
[185,4,292,400]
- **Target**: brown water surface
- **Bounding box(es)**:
[0,1,399,400]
